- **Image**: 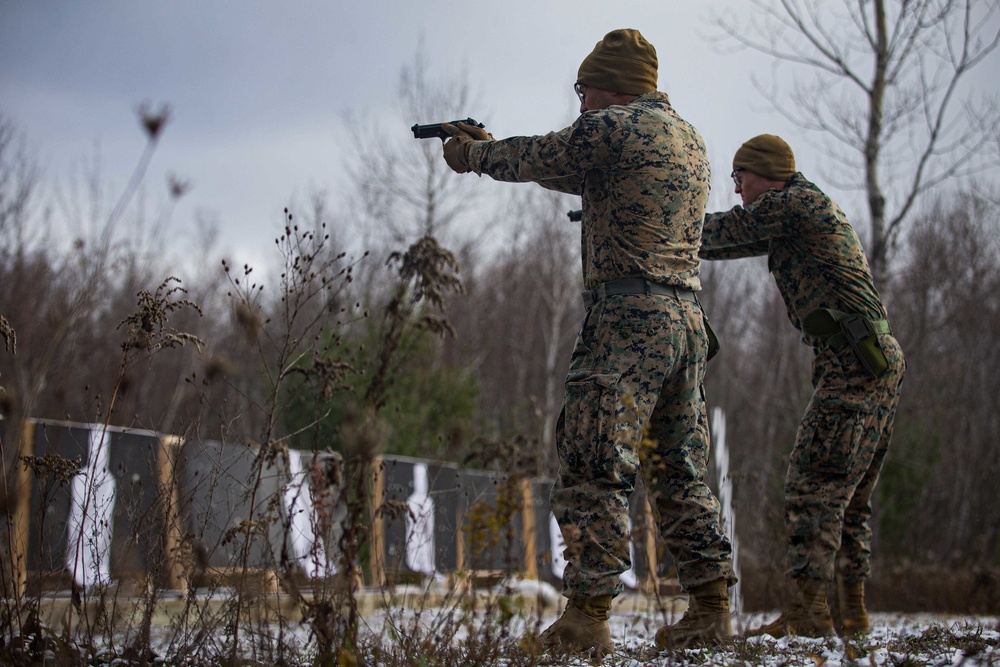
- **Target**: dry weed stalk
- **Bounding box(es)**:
[212,208,370,665]
[0,315,14,354]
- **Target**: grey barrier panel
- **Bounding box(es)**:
[279,449,347,576]
[27,421,91,573]
[529,476,662,588]
[106,429,167,582]
[530,478,560,585]
[310,451,349,572]
[653,532,678,581]
[26,422,168,586]
[379,456,461,577]
[457,469,526,572]
[628,479,655,586]
[177,440,285,571]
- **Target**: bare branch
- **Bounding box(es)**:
[713,0,1000,279]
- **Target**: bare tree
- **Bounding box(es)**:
[444,189,581,475]
[715,0,1000,280]
[0,116,40,254]
[884,189,1000,567]
[0,105,201,604]
[345,42,489,254]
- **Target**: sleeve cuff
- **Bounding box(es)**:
[465,141,488,176]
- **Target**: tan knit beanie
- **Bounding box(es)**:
[733,134,796,181]
[577,28,658,95]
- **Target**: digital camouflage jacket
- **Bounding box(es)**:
[466,92,710,292]
[700,172,888,347]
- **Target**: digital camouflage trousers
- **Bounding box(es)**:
[785,333,906,583]
[550,293,734,599]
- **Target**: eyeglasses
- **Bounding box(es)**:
[574,82,587,103]
[730,168,745,187]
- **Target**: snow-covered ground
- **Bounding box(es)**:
[362,603,1000,666]
[18,582,996,665]
[613,612,1000,666]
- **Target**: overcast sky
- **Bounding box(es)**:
[1,1,997,271]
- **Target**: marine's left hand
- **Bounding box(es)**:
[442,124,474,173]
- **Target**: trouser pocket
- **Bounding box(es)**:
[564,370,621,444]
[803,406,866,474]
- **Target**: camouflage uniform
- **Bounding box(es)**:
[467,92,735,598]
[701,173,906,584]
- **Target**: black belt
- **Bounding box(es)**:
[582,278,697,309]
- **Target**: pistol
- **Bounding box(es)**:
[411,118,485,141]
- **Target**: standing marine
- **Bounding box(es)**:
[440,28,736,657]
[701,134,906,638]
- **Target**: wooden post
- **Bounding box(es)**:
[520,478,537,580]
[4,419,35,598]
[456,482,466,575]
[368,456,385,588]
[157,435,186,591]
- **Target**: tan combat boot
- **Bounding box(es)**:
[655,579,732,649]
[539,595,613,658]
[749,578,835,638]
[837,579,870,637]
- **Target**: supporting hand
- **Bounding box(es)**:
[442,133,472,173]
[441,122,494,174]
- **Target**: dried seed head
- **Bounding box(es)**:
[233,301,262,340]
[0,314,15,354]
[204,355,236,381]
[0,385,13,417]
[339,409,387,459]
[168,173,192,199]
[136,101,171,140]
